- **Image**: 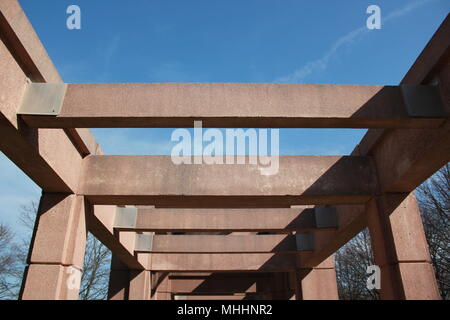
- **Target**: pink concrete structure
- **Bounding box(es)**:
[0,1,448,300]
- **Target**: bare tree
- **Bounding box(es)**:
[0,223,21,299]
[335,228,379,300]
[3,201,111,300]
[79,233,111,300]
[416,163,450,299]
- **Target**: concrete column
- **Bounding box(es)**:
[288,271,301,300]
[129,270,151,300]
[107,255,129,300]
[299,256,339,300]
[20,193,87,300]
[269,272,292,300]
[367,193,441,300]
[154,273,172,300]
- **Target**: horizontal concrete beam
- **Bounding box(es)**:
[168,274,272,294]
[139,252,308,272]
[79,156,377,206]
[114,206,339,233]
[19,83,447,128]
[134,234,314,253]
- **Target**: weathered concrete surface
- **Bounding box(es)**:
[367,193,441,300]
[139,253,309,272]
[169,278,259,294]
[135,234,311,253]
[107,255,130,300]
[28,194,86,269]
[79,156,376,206]
[21,264,81,300]
[116,207,343,233]
[21,193,86,300]
[129,270,151,300]
[153,273,171,300]
[299,256,339,300]
[21,83,447,128]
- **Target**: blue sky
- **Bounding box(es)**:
[1,0,449,231]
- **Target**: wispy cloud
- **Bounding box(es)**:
[97,34,121,81]
[274,0,436,83]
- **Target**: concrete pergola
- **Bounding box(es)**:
[1,1,448,300]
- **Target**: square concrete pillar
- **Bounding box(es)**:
[154,273,172,300]
[21,193,87,300]
[129,270,151,300]
[367,193,441,300]
[270,272,292,300]
[299,256,339,300]
[21,264,81,300]
[107,255,130,300]
[288,271,301,300]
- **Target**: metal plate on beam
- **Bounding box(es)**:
[295,232,314,251]
[401,85,448,117]
[18,82,67,115]
[315,206,338,228]
[135,233,154,252]
[114,206,137,228]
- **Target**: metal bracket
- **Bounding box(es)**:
[18,82,67,115]
[295,232,314,251]
[314,206,338,229]
[114,206,137,229]
[135,232,154,252]
[401,85,448,118]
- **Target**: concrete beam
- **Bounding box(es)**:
[168,274,271,294]
[79,156,377,206]
[114,206,341,233]
[134,234,313,253]
[138,253,309,272]
[19,83,447,128]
